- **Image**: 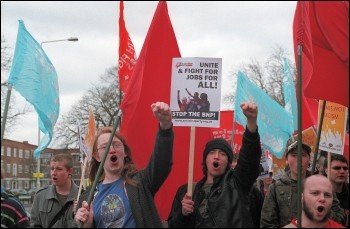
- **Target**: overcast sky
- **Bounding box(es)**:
[1,1,297,146]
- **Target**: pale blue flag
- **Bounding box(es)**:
[234,72,293,158]
[283,58,298,132]
[8,20,59,158]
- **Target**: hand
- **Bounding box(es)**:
[151,102,172,130]
[240,102,258,133]
[181,193,194,216]
[75,201,93,228]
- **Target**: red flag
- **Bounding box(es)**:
[210,110,244,153]
[120,1,213,220]
[118,1,137,93]
[293,1,349,107]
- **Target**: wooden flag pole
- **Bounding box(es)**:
[187,126,196,196]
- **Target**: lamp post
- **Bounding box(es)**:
[36,37,79,189]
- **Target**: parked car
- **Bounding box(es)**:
[27,188,39,196]
[10,188,28,196]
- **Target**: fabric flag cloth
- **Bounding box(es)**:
[282,58,298,132]
[118,0,137,93]
[234,72,293,159]
[293,1,349,108]
[120,1,213,220]
[8,20,59,158]
[83,107,96,162]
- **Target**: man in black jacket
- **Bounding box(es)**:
[167,101,262,228]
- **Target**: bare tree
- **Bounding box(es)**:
[223,44,296,107]
[1,36,31,137]
[1,36,12,71]
[53,66,121,148]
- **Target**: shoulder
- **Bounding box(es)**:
[35,185,50,196]
[1,190,15,200]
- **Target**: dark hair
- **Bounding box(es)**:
[201,138,233,175]
[89,127,138,186]
[323,153,348,169]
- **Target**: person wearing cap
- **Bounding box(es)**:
[260,141,346,227]
[167,101,262,228]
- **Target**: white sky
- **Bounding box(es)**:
[1,1,297,146]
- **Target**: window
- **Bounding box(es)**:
[24,181,29,189]
[13,148,17,158]
[5,181,10,190]
[25,165,29,174]
[6,164,11,173]
[19,149,23,158]
[18,165,23,174]
[13,164,17,177]
[6,147,11,157]
[25,150,30,159]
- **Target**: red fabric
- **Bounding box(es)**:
[118,1,137,93]
[119,1,213,220]
[210,110,244,153]
[293,1,349,108]
[301,95,318,130]
[289,218,345,228]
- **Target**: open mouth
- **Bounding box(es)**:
[213,161,219,168]
[317,206,324,213]
[111,155,117,162]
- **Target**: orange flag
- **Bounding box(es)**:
[118,1,137,93]
[84,107,96,162]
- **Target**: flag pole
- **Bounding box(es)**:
[78,109,122,228]
[296,44,302,229]
[311,100,326,174]
[1,83,12,145]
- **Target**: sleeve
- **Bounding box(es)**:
[145,124,174,195]
[329,192,346,226]
[167,185,192,228]
[235,127,262,192]
[260,183,280,228]
[1,196,30,228]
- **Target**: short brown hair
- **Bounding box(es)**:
[51,153,74,169]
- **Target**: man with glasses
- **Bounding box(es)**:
[324,154,349,227]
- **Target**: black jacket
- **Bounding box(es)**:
[167,128,261,228]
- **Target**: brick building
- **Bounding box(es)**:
[1,138,83,191]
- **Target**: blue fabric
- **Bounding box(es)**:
[8,20,59,158]
[283,58,298,132]
[93,178,136,228]
[234,72,293,159]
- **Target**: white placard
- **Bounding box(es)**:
[170,57,222,127]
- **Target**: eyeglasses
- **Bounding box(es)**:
[331,166,349,171]
[97,142,124,152]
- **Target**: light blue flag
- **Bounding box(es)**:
[234,72,293,159]
[283,58,298,132]
[8,20,59,158]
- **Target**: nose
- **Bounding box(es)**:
[318,193,326,203]
[213,151,220,159]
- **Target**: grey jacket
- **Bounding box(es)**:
[76,125,174,228]
[30,180,79,228]
[260,171,346,227]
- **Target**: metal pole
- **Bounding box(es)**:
[35,37,79,188]
[36,127,41,188]
[1,83,12,145]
